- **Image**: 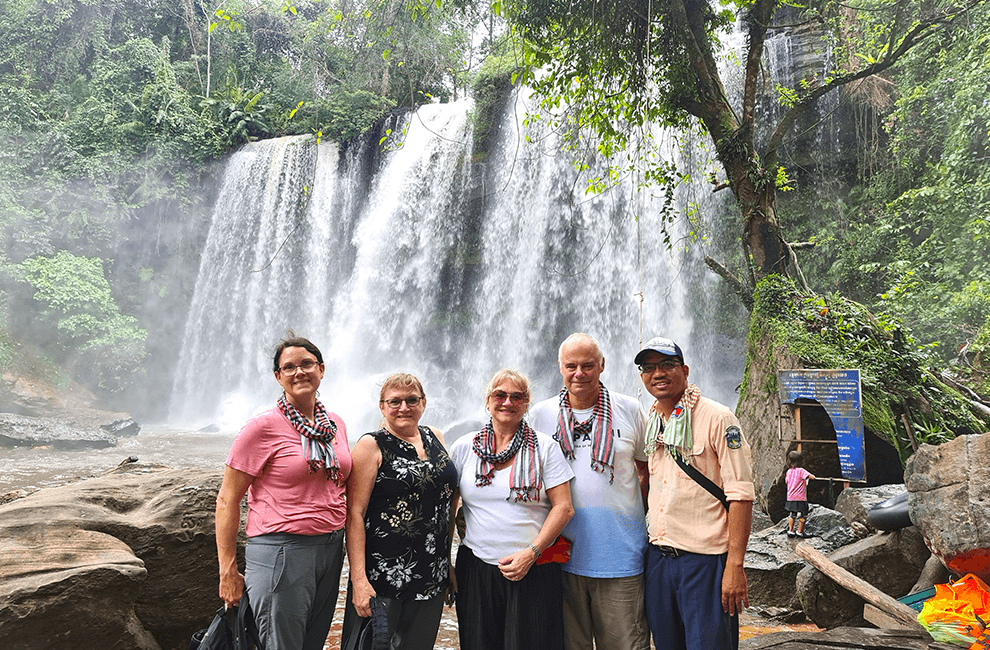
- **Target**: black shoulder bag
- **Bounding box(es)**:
[653,407,729,512]
[673,454,729,512]
[190,590,264,650]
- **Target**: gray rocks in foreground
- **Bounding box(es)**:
[745,506,858,609]
[0,412,118,449]
[795,526,931,628]
[834,484,908,536]
[906,431,990,582]
[740,626,936,649]
[0,464,233,650]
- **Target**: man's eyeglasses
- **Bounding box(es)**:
[278,360,320,375]
[489,390,528,403]
[381,396,424,408]
[638,360,681,374]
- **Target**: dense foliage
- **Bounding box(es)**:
[484,0,978,284]
[750,275,988,459]
[777,0,990,365]
[0,0,477,397]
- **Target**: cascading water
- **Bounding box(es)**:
[169,95,746,436]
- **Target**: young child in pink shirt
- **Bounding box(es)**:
[785,450,816,538]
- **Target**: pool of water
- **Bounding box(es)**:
[0,424,238,492]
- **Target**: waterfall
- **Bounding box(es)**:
[169,97,746,435]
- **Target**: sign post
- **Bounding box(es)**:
[777,369,865,482]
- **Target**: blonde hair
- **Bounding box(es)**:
[484,368,531,404]
[379,373,425,400]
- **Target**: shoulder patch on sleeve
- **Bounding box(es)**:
[725,425,742,450]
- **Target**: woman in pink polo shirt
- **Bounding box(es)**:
[214,335,352,650]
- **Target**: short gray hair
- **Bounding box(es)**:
[558,332,604,363]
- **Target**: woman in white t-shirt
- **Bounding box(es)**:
[448,369,575,650]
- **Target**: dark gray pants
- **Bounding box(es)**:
[245,529,345,650]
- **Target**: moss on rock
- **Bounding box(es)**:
[745,275,989,463]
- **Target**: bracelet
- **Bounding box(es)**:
[528,543,541,559]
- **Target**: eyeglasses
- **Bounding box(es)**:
[278,359,320,375]
[381,396,424,408]
[489,390,528,403]
[638,360,681,374]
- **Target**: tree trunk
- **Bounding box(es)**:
[739,178,788,278]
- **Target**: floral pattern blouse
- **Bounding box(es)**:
[364,426,457,600]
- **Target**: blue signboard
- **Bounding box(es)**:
[777,369,865,481]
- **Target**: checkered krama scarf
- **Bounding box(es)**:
[277,394,342,484]
[645,383,701,460]
[472,418,543,502]
[553,383,615,483]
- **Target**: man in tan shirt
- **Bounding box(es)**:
[635,336,754,650]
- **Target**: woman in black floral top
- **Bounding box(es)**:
[343,373,457,650]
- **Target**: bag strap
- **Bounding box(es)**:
[673,453,729,511]
[237,591,265,650]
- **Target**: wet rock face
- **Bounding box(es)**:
[905,432,990,581]
[0,464,234,650]
[0,412,117,449]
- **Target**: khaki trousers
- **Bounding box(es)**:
[562,572,651,650]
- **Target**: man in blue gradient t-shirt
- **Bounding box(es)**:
[529,332,650,650]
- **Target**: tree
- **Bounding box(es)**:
[483,0,980,292]
[19,251,147,391]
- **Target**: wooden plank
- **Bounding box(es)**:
[794,542,923,630]
[864,603,917,630]
[740,625,932,649]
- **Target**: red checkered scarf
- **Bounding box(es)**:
[472,418,543,502]
[553,384,615,483]
[277,394,342,484]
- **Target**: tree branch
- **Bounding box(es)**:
[742,0,776,130]
[763,0,978,167]
[705,255,754,310]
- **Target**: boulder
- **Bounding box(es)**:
[0,464,237,650]
[795,527,931,628]
[0,412,117,449]
[834,484,908,535]
[102,418,141,437]
[0,370,136,434]
[905,432,990,582]
[745,506,858,609]
[0,528,159,650]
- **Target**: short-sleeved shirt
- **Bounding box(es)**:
[786,467,811,502]
[647,396,754,554]
[449,429,574,565]
[528,391,648,578]
[227,407,351,537]
[363,426,457,600]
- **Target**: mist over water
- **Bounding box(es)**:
[169,96,746,437]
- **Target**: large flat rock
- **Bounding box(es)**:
[0,412,117,449]
[0,464,234,650]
